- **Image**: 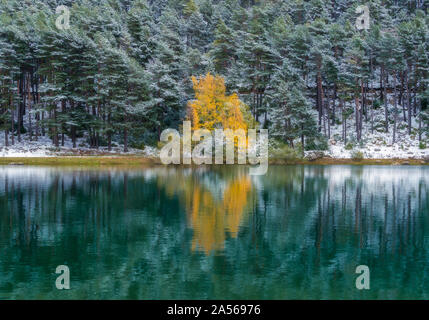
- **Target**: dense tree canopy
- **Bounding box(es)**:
[0,0,428,152]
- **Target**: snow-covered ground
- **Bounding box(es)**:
[0,131,158,157]
[328,131,428,159]
[309,96,429,160]
[326,117,428,159]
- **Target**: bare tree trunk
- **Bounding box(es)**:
[61,100,65,147]
[124,128,128,153]
[383,68,389,133]
[344,116,347,145]
[27,73,32,140]
[413,90,417,116]
[400,71,405,119]
[406,64,412,135]
[317,65,324,132]
[17,78,22,143]
[360,79,364,139]
[107,110,111,151]
[393,72,397,144]
[70,101,76,148]
[370,55,374,134]
[418,108,422,142]
[340,98,345,142]
[371,75,374,134]
[327,88,331,139]
[355,94,360,141]
[53,108,59,147]
[34,75,40,141]
[340,98,347,144]
[331,83,337,125]
[41,111,45,136]
[323,99,327,137]
[4,113,8,147]
[301,124,305,154]
[11,102,14,145]
[72,126,76,148]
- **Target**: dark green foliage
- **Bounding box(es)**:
[0,0,428,152]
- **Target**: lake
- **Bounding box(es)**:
[0,165,428,299]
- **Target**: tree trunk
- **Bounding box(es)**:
[27,73,32,140]
[11,103,14,145]
[360,79,364,138]
[42,111,46,136]
[393,72,397,144]
[17,78,22,143]
[72,126,76,148]
[35,112,39,141]
[4,110,8,146]
[370,72,374,134]
[399,71,404,110]
[301,126,305,155]
[317,65,324,132]
[355,94,360,141]
[418,108,422,142]
[326,88,330,139]
[344,118,347,146]
[406,64,412,135]
[53,108,59,147]
[331,83,337,125]
[107,111,112,151]
[340,98,346,144]
[124,128,128,153]
[383,69,389,133]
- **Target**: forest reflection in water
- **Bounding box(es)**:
[0,165,428,299]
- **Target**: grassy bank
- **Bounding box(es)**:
[0,156,427,166]
[0,156,160,166]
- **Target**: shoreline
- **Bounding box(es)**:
[0,156,427,166]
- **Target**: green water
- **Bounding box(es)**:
[0,165,428,300]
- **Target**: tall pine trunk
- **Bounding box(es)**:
[383,67,389,133]
[17,77,22,143]
[331,83,337,125]
[11,101,14,145]
[27,73,32,140]
[400,71,406,121]
[393,72,397,144]
[4,114,8,147]
[406,64,412,135]
[124,127,128,153]
[107,111,112,151]
[317,63,323,132]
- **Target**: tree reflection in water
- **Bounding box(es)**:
[156,168,253,254]
[0,165,428,299]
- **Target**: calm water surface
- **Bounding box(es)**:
[0,165,428,299]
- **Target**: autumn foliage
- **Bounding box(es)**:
[187,73,249,131]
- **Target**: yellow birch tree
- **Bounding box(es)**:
[187,73,249,131]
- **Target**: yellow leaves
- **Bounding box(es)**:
[187,73,248,132]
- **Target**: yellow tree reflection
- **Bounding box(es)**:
[188,176,251,254]
[158,171,252,254]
